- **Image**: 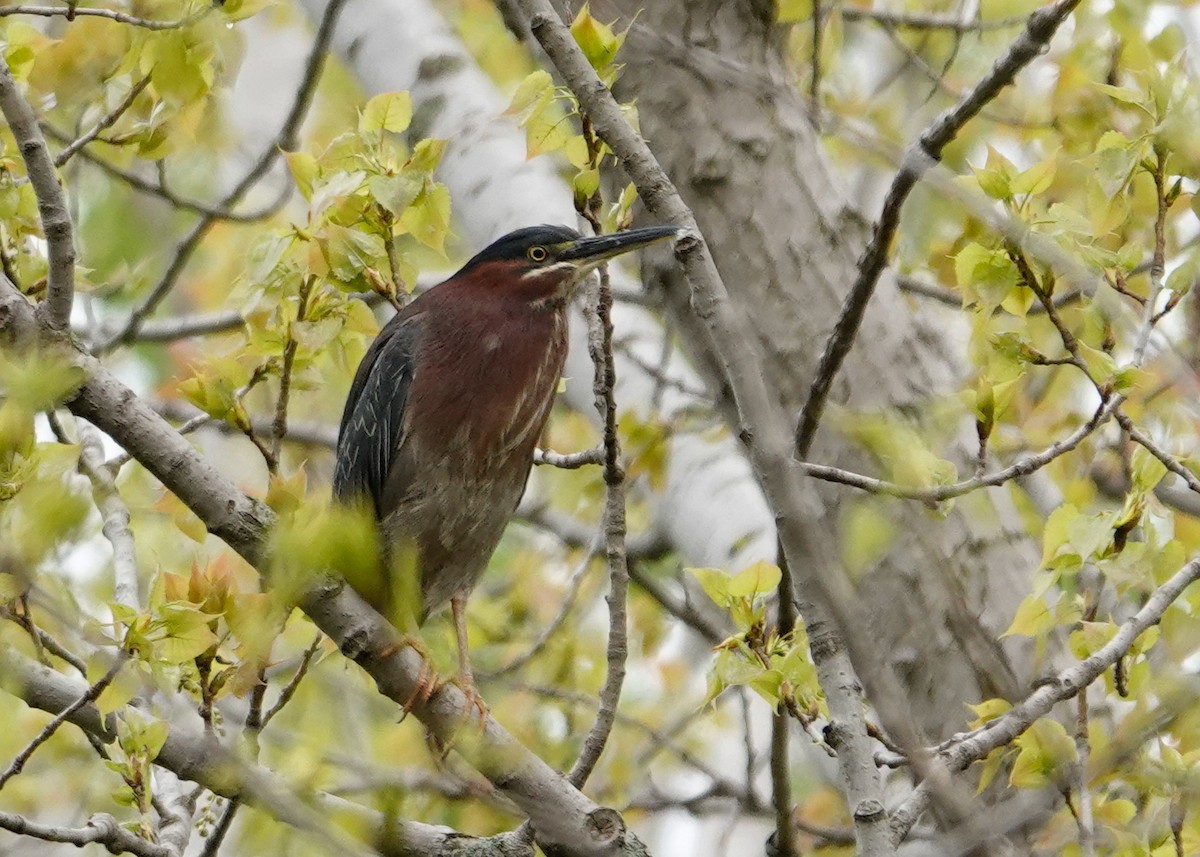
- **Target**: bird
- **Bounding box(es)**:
[332,222,678,700]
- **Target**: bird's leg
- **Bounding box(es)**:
[399,650,441,719]
[451,591,488,724]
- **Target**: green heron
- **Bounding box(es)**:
[333,223,677,696]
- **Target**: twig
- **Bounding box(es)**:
[0,5,195,29]
[271,275,315,466]
[0,654,127,792]
[533,445,604,469]
[484,536,601,679]
[0,810,169,857]
[566,247,631,788]
[53,75,151,168]
[261,633,324,728]
[54,141,288,223]
[810,0,824,128]
[0,55,75,329]
[0,608,88,675]
[799,395,1118,501]
[95,0,350,353]
[840,7,1026,32]
[198,798,239,857]
[1115,414,1200,496]
[888,555,1200,845]
[794,0,1083,458]
[770,544,800,857]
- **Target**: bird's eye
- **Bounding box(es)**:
[528,246,548,262]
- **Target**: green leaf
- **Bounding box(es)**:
[525,103,574,157]
[360,92,413,134]
[728,560,782,600]
[688,567,732,607]
[1130,446,1168,493]
[840,501,896,578]
[408,138,447,173]
[368,172,424,219]
[321,224,387,285]
[967,698,1012,726]
[284,151,318,201]
[955,243,1020,311]
[1095,83,1145,105]
[570,5,623,71]
[507,70,554,116]
[1010,719,1077,788]
[1003,593,1053,638]
[777,0,812,22]
[399,183,451,252]
[1011,157,1056,196]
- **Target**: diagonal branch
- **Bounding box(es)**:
[0,58,75,330]
[888,555,1200,844]
[53,75,152,168]
[794,0,1084,459]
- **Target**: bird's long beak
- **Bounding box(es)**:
[558,225,680,266]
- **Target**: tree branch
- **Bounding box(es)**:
[0,809,170,857]
[0,5,196,29]
[53,75,151,168]
[0,56,75,330]
[0,646,524,857]
[889,555,1200,844]
[567,260,630,789]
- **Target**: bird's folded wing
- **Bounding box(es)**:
[333,309,424,518]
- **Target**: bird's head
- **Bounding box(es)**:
[454,223,679,306]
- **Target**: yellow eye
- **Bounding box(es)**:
[528,246,548,262]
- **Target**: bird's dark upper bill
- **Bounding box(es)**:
[559,225,679,263]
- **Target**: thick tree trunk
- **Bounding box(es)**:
[587,0,1038,739]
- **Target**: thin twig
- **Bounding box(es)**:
[0,56,75,329]
[0,5,196,29]
[271,275,315,466]
[0,608,88,675]
[840,7,1026,32]
[799,395,1118,501]
[484,536,601,679]
[566,246,631,788]
[261,633,324,728]
[794,0,1084,458]
[533,446,605,469]
[51,140,289,223]
[53,76,151,168]
[0,654,127,792]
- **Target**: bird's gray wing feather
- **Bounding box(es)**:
[333,308,424,518]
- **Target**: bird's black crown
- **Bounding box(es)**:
[463,224,582,269]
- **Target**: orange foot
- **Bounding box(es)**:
[397,649,442,721]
